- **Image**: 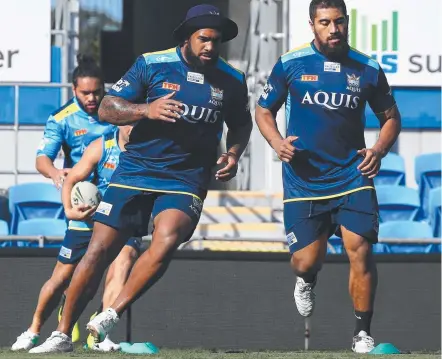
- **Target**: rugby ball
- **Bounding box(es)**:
[71,181,102,207]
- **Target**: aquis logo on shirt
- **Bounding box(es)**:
[301,91,360,110]
[180,104,221,124]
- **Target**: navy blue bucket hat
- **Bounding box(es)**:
[173,4,238,43]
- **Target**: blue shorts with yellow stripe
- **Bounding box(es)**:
[283,189,379,254]
[93,184,204,242]
[57,229,141,264]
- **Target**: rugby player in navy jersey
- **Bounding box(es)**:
[32,4,252,352]
[255,0,401,353]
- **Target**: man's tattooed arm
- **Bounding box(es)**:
[98,95,149,125]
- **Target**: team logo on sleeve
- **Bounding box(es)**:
[261,83,273,100]
[346,74,361,93]
[162,82,181,91]
[111,78,130,92]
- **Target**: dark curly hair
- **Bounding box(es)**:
[72,54,103,87]
[309,0,347,21]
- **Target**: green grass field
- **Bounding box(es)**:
[1,348,440,359]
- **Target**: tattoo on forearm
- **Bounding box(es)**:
[99,96,146,125]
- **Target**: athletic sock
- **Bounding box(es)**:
[354,310,373,336]
[302,273,317,284]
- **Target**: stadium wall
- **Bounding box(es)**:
[0,249,440,351]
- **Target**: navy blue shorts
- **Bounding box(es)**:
[93,185,203,242]
[57,229,141,264]
[283,189,379,254]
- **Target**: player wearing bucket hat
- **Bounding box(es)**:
[31,3,253,354]
[173,4,238,43]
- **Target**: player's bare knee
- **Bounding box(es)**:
[50,265,74,290]
[81,246,105,269]
[46,275,70,295]
[84,235,110,264]
[290,253,321,277]
[152,227,182,254]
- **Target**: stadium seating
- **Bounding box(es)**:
[200,206,273,224]
[8,182,64,234]
[379,220,433,239]
[182,239,287,252]
[378,221,439,253]
[429,187,441,238]
[204,190,277,207]
[194,222,284,240]
[376,185,421,222]
[374,152,406,186]
[415,153,441,217]
[17,218,67,237]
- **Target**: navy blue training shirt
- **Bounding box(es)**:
[258,42,396,202]
[106,47,251,199]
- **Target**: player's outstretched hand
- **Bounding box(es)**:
[273,136,298,163]
[65,204,97,221]
[357,148,382,178]
[51,168,71,190]
[215,152,238,182]
[146,91,183,123]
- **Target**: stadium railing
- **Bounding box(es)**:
[1,235,440,254]
[0,82,116,184]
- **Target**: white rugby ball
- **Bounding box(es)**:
[71,181,102,207]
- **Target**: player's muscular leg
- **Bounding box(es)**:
[290,231,329,280]
[110,209,194,316]
[341,225,377,312]
[57,223,129,335]
[29,262,76,334]
[102,245,138,308]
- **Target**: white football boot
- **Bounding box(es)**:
[11,330,39,351]
[86,308,119,343]
[29,331,72,353]
[352,330,375,353]
[294,276,317,317]
[90,335,121,352]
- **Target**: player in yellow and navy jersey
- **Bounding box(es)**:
[36,55,115,189]
[255,0,401,353]
[32,4,252,353]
